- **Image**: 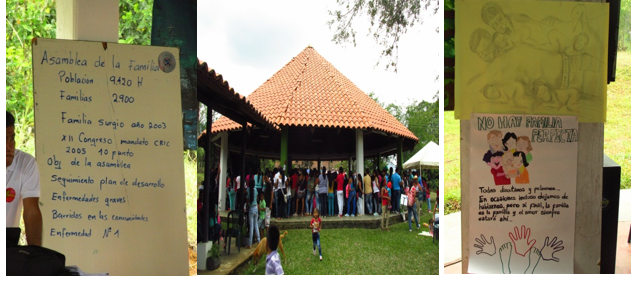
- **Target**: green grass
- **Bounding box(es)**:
[238,208,439,275]
[443,111,461,214]
[444,51,632,214]
[604,52,631,189]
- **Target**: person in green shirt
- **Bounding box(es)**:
[258,192,267,238]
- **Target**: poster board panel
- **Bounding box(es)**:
[468,113,578,274]
[33,38,187,276]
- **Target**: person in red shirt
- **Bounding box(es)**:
[485,151,510,185]
[310,208,323,261]
[291,169,299,216]
[381,180,391,231]
[336,167,345,217]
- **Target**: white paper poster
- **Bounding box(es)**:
[468,113,578,274]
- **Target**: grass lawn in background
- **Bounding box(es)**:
[238,206,438,275]
[443,51,631,215]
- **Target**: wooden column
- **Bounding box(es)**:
[218,131,228,210]
[281,126,289,170]
[356,129,364,178]
[396,138,403,172]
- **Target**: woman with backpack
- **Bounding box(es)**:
[357,173,364,216]
[247,179,260,248]
[296,169,307,216]
[318,167,329,217]
[306,169,316,216]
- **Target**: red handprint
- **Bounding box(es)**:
[508,225,536,257]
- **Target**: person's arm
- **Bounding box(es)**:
[23,197,43,246]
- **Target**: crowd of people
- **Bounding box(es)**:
[198,165,438,263]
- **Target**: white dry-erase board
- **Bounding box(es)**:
[32,38,187,276]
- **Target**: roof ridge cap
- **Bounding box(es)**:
[278,49,311,125]
[320,54,371,129]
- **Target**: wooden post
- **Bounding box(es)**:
[218,131,228,210]
[356,129,364,178]
[56,0,118,42]
[281,126,289,170]
[396,138,403,172]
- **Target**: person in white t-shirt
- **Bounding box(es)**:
[6,111,42,246]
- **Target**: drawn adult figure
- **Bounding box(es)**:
[492,32,514,56]
[470,28,495,62]
[483,130,503,169]
[487,130,503,153]
[481,2,587,51]
[512,151,530,184]
[502,132,517,152]
[516,136,533,163]
[6,111,43,246]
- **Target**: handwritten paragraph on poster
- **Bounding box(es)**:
[33,38,187,275]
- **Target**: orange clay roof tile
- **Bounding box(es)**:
[205,47,417,141]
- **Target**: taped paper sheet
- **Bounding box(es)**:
[455,0,609,122]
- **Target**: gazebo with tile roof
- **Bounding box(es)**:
[196,61,278,254]
[199,46,419,207]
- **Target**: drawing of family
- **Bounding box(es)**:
[465,1,605,118]
[482,130,533,185]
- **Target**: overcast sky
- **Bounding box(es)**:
[197,0,441,107]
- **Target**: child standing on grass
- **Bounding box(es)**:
[258,192,267,239]
[381,180,391,231]
[265,225,284,275]
[310,208,323,261]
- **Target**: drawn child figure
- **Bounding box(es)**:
[485,151,509,186]
[502,132,517,152]
[501,151,517,180]
[533,80,580,112]
[482,82,534,109]
[265,226,284,275]
[516,136,533,163]
[310,208,323,261]
[513,151,530,184]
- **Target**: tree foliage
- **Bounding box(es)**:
[6,0,57,152]
[6,0,154,152]
[119,0,154,45]
[618,0,631,51]
[328,0,439,71]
